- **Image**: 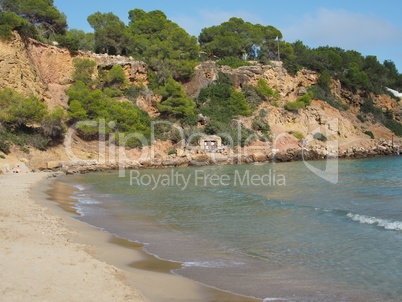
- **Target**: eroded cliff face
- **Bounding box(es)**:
[0,33,47,100]
[0,32,400,170]
[0,32,149,110]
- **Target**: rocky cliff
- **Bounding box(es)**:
[0,32,401,172]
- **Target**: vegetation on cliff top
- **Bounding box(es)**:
[1,2,402,153]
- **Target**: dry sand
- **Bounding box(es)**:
[0,172,260,302]
[0,172,146,301]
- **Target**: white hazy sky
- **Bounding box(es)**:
[54,0,402,71]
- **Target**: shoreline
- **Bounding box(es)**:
[35,141,401,175]
[0,172,145,301]
[0,171,260,301]
[40,176,261,301]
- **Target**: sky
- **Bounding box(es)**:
[54,0,402,72]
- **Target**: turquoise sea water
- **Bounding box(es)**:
[63,157,402,301]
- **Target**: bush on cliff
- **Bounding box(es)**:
[67,60,152,147]
[0,89,66,150]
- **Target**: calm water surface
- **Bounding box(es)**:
[62,157,402,301]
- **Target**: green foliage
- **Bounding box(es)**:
[124,84,148,105]
[357,98,402,137]
[198,73,251,123]
[361,99,383,120]
[289,42,402,94]
[127,9,200,82]
[341,62,369,91]
[88,12,128,55]
[0,10,36,39]
[4,96,47,127]
[41,106,66,141]
[72,58,96,86]
[1,0,67,39]
[0,130,11,154]
[204,119,256,147]
[314,132,327,142]
[296,91,313,106]
[241,85,264,109]
[0,89,66,150]
[289,131,304,140]
[68,99,87,121]
[256,78,279,100]
[308,85,349,110]
[318,70,332,91]
[216,56,252,69]
[55,29,95,53]
[227,87,252,116]
[199,17,282,60]
[168,148,176,155]
[383,119,402,137]
[103,65,128,89]
[67,63,152,147]
[357,114,366,123]
[364,131,374,139]
[283,57,302,76]
[259,108,267,117]
[252,118,270,134]
[157,78,195,119]
[285,101,305,112]
[0,154,5,159]
[152,122,182,143]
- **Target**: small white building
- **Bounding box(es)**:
[199,135,222,151]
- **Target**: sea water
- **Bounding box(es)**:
[63,156,402,301]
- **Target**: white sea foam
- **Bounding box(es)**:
[347,213,402,231]
[71,194,101,204]
[69,183,86,191]
[183,260,244,268]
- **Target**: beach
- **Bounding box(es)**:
[0,172,260,302]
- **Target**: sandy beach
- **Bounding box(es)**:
[0,172,260,302]
[0,172,146,301]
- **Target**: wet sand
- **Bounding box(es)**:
[0,172,145,302]
[35,174,261,301]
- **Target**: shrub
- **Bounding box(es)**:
[318,70,332,91]
[256,78,279,100]
[242,85,265,108]
[20,147,29,154]
[361,99,383,120]
[252,119,270,134]
[0,154,5,159]
[314,132,327,142]
[296,91,313,106]
[71,58,96,86]
[289,131,304,140]
[198,73,251,123]
[308,85,348,111]
[364,131,374,139]
[285,101,305,112]
[383,119,402,136]
[357,114,366,123]
[259,108,267,117]
[217,56,252,69]
[168,148,177,155]
[0,139,10,154]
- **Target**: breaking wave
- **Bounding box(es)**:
[346,213,402,231]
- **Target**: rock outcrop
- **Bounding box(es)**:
[1,31,401,172]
